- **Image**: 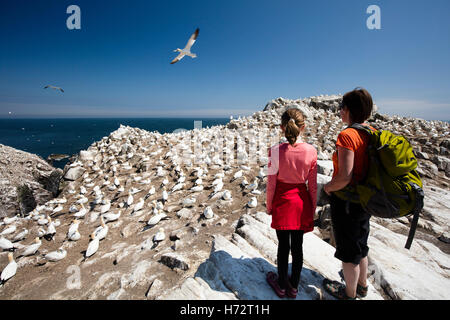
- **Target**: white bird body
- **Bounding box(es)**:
[100,201,111,214]
[183,197,196,207]
[85,233,99,258]
[45,249,67,262]
[148,186,156,195]
[0,238,14,251]
[213,181,224,193]
[19,238,41,257]
[68,220,80,237]
[203,206,214,219]
[74,205,88,218]
[1,225,16,236]
[153,228,166,243]
[190,185,204,192]
[171,183,184,193]
[0,253,17,284]
[233,170,243,180]
[13,228,28,242]
[170,28,199,64]
[52,205,63,214]
[3,216,18,225]
[212,178,222,186]
[103,211,121,223]
[247,197,257,208]
[127,193,134,206]
[114,177,120,186]
[94,217,108,241]
[222,190,232,201]
[147,212,167,227]
[133,198,145,213]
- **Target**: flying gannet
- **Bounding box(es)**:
[44,85,64,93]
[170,28,199,64]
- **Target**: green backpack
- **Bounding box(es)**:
[334,123,424,249]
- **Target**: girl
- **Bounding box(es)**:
[266,108,317,298]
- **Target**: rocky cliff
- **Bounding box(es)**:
[0,95,449,300]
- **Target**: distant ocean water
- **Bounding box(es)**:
[0,118,230,169]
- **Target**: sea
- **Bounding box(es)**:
[0,118,230,169]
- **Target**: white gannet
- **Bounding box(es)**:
[0,237,15,251]
[162,188,169,204]
[44,248,67,262]
[170,183,184,193]
[211,177,222,186]
[203,206,214,219]
[247,197,257,208]
[45,217,56,240]
[147,212,167,227]
[182,197,196,207]
[222,190,232,201]
[103,210,121,223]
[85,232,99,258]
[37,227,46,238]
[127,192,134,207]
[0,252,17,285]
[18,237,41,257]
[0,225,16,236]
[190,185,204,192]
[94,216,108,241]
[232,170,243,181]
[132,198,145,214]
[67,220,81,241]
[246,178,259,191]
[3,216,18,225]
[12,228,28,242]
[170,28,199,64]
[152,228,165,248]
[74,204,88,218]
[44,85,64,93]
[52,205,63,215]
[100,200,111,214]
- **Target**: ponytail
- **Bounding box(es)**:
[281,109,306,146]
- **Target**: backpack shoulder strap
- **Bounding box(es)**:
[349,123,375,135]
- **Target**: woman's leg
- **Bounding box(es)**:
[342,262,359,298]
[358,256,368,287]
[276,230,290,289]
[289,230,304,288]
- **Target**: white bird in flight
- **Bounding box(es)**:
[44,85,64,93]
[170,28,199,64]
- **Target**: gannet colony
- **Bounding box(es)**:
[0,95,449,300]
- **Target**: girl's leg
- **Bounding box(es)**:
[289,230,304,288]
[342,262,359,298]
[276,230,290,289]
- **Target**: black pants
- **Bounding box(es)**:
[276,229,304,289]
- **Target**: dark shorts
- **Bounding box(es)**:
[330,194,371,265]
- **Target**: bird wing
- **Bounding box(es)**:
[59,88,64,93]
[170,52,185,64]
[44,85,50,89]
[184,28,199,50]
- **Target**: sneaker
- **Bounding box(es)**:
[266,272,286,298]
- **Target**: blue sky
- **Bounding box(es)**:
[0,0,449,120]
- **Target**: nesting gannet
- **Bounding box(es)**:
[0,238,15,251]
[0,253,17,285]
[194,178,203,185]
[1,225,16,236]
[170,183,184,193]
[147,212,167,227]
[211,177,223,186]
[222,190,232,201]
[132,198,145,214]
[37,228,46,238]
[246,178,259,191]
[203,206,214,219]
[247,197,257,208]
[44,248,67,262]
[44,85,64,93]
[100,200,111,214]
[127,192,134,207]
[170,28,199,64]
[94,216,108,241]
[182,197,196,207]
[161,178,169,188]
[12,228,28,242]
[3,216,18,225]
[45,217,56,241]
[67,220,81,241]
[232,170,243,181]
[241,178,249,187]
[162,188,169,204]
[190,185,204,192]
[74,204,88,218]
[85,232,99,258]
[103,210,121,223]
[152,228,165,248]
[18,238,41,257]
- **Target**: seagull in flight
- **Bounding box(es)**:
[170,28,199,64]
[44,85,64,93]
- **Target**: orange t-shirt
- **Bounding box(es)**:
[332,126,374,185]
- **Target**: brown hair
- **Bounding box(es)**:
[342,87,373,123]
[281,108,306,146]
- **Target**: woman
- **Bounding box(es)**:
[266,108,317,298]
[323,88,374,300]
